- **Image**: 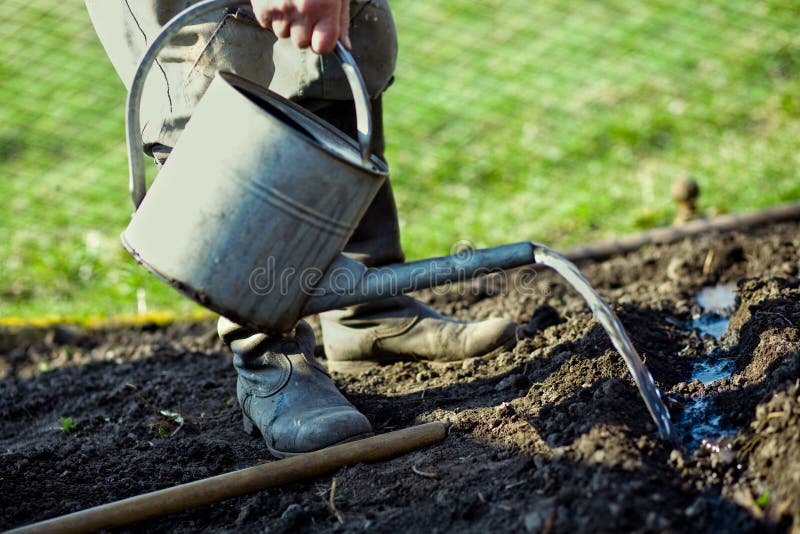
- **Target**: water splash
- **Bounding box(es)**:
[534,247,673,439]
[679,392,735,449]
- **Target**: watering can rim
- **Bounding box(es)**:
[214,70,389,178]
[125,0,380,210]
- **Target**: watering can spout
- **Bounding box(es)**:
[302,242,540,316]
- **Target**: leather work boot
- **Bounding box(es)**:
[218,317,372,457]
[320,296,518,373]
[308,99,518,372]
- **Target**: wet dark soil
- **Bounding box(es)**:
[2,222,800,532]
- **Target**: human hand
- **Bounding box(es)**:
[250,0,351,54]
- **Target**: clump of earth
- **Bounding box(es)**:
[2,222,799,532]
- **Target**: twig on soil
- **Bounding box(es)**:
[740,435,760,455]
[543,511,556,534]
[411,464,440,479]
[124,383,187,437]
[774,498,794,520]
[124,383,161,416]
[328,477,344,524]
[702,249,715,276]
[732,486,765,519]
[504,480,526,490]
[758,311,794,327]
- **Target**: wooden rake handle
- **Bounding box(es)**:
[10,422,447,533]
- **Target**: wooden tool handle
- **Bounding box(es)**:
[10,421,447,533]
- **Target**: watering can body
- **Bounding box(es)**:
[123,72,387,331]
[122,0,387,332]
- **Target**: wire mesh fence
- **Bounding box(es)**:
[1,0,799,318]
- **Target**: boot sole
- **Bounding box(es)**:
[325,330,519,375]
[243,414,373,458]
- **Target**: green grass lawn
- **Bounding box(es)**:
[1,0,799,320]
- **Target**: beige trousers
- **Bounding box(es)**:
[86,0,403,266]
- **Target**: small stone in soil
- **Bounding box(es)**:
[461,357,483,371]
[496,374,529,391]
[524,511,545,532]
[496,402,515,417]
[522,305,563,337]
[669,449,685,469]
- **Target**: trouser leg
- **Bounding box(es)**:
[85,0,397,157]
[310,96,405,268]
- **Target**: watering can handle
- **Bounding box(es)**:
[126,0,374,209]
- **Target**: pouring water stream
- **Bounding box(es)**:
[534,247,674,439]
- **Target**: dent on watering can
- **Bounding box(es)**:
[122,0,387,332]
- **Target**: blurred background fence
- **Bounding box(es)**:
[2,0,799,320]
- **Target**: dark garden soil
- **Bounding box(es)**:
[2,221,800,532]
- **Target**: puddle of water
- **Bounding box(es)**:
[690,314,730,340]
[534,247,673,439]
[677,284,739,448]
[695,283,738,316]
[691,352,736,386]
[681,396,729,445]
[688,284,737,386]
[679,391,738,449]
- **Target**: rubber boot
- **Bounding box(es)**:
[218,317,372,457]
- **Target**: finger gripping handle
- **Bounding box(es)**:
[126,0,373,208]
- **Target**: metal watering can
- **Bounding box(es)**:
[123,0,541,332]
[122,0,674,440]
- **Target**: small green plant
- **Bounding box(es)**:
[225,398,235,407]
[155,409,185,437]
[755,490,770,508]
[60,416,76,433]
